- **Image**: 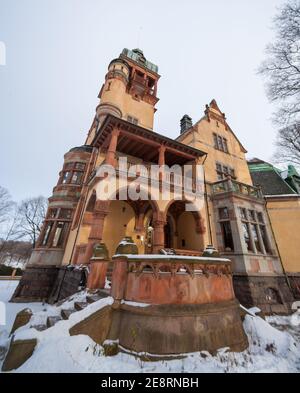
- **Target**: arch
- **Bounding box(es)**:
[164,200,205,252]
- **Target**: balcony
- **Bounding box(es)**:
[211,178,263,199]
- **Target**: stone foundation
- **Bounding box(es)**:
[114,300,248,356]
[10,266,59,303]
[233,274,294,315]
[48,266,88,304]
[10,265,87,304]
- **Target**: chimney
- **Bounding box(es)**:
[180,114,193,134]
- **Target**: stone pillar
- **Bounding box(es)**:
[82,208,108,265]
[87,243,109,290]
[152,219,166,253]
[111,256,128,300]
[158,145,166,182]
[106,128,120,166]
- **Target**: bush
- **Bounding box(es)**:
[0,265,23,276]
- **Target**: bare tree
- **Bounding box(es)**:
[259,0,300,125]
[17,196,48,247]
[0,186,14,226]
[273,123,300,166]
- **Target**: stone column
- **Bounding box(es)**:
[158,145,166,182]
[82,209,108,265]
[106,128,120,167]
[152,219,166,253]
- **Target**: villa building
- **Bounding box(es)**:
[12,48,299,314]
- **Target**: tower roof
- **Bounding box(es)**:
[120,48,159,74]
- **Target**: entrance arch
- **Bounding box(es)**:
[164,200,205,252]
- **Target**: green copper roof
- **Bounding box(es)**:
[121,48,158,74]
[248,160,280,173]
[288,164,300,178]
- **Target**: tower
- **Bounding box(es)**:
[86,48,160,144]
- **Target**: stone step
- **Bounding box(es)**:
[61,309,76,320]
[47,316,63,328]
[74,302,88,311]
[86,290,110,304]
[32,324,47,332]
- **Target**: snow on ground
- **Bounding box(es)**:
[1,280,300,373]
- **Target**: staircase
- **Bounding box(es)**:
[30,289,111,332]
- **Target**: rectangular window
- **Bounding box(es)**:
[242,222,252,252]
[251,224,262,253]
[219,207,229,220]
[75,163,86,171]
[213,132,229,153]
[239,207,247,220]
[59,209,72,219]
[217,135,223,150]
[49,209,58,219]
[223,138,229,153]
[62,171,72,184]
[216,162,236,181]
[216,163,223,180]
[127,115,138,125]
[257,212,264,223]
[71,171,83,185]
[52,222,69,248]
[260,225,270,253]
[248,210,256,222]
[229,168,236,178]
[41,223,53,246]
[220,221,234,251]
[213,133,219,149]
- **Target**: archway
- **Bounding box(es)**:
[164,200,205,252]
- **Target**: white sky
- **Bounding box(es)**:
[0,0,286,202]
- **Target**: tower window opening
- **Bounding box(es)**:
[38,207,73,249]
[127,115,138,125]
[59,162,86,186]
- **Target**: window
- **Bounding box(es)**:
[52,222,70,248]
[59,162,86,186]
[219,207,234,251]
[257,212,264,223]
[219,207,229,220]
[213,133,219,149]
[213,133,229,153]
[220,221,234,251]
[239,207,270,255]
[38,207,73,249]
[41,223,53,246]
[127,115,138,125]
[248,210,256,222]
[239,208,247,220]
[260,225,270,253]
[216,162,236,180]
[251,224,262,253]
[242,223,252,252]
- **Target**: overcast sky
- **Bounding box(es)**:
[0,0,286,202]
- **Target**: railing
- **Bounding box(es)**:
[211,178,263,199]
[116,157,203,192]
